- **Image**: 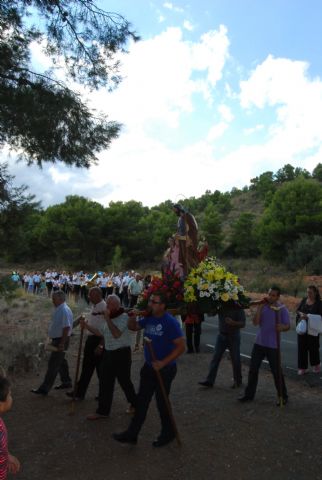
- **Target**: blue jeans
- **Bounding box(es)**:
[206,332,242,385]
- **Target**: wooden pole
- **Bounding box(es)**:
[273,307,284,408]
[144,337,182,446]
[69,321,84,415]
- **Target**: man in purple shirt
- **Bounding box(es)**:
[239,286,290,405]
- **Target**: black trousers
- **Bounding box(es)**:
[122,286,129,307]
[127,362,177,440]
[297,333,320,369]
[75,335,102,399]
[39,338,71,393]
[97,347,136,416]
[245,344,288,400]
[129,295,138,308]
[185,323,201,352]
[100,287,107,300]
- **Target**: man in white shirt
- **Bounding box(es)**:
[83,294,137,420]
[32,271,41,294]
[128,274,143,308]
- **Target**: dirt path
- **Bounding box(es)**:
[4,332,322,480]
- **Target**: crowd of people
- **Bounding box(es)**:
[11,270,148,306]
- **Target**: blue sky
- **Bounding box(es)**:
[4,0,322,207]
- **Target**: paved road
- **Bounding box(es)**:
[200,314,322,387]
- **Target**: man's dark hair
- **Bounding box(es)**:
[0,377,10,402]
[270,286,281,296]
[152,291,168,307]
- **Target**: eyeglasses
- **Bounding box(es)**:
[150,300,163,304]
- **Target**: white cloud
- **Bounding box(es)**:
[85,25,230,130]
[239,54,322,161]
[207,122,228,141]
[48,167,72,184]
[163,2,184,13]
[218,104,234,122]
[243,124,264,135]
[183,20,194,31]
[191,26,230,87]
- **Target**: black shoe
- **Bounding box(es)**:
[112,432,137,445]
[195,348,200,353]
[66,391,83,401]
[54,383,72,390]
[238,396,253,403]
[152,436,175,447]
[276,397,288,406]
[198,381,213,388]
[186,350,194,354]
[231,383,242,389]
[31,388,47,396]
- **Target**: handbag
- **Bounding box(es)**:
[296,319,307,335]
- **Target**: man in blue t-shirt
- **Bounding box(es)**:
[113,292,185,447]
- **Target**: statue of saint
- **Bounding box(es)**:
[172,204,199,276]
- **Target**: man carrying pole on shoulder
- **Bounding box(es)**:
[113,292,185,447]
[239,286,290,406]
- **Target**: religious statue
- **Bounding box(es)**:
[172,204,199,277]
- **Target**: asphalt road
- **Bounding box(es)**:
[200,314,322,387]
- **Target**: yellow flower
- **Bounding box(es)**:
[220,292,229,302]
[232,293,239,301]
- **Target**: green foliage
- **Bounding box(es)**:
[34,195,107,267]
[275,164,311,183]
[230,212,259,257]
[3,161,322,268]
[0,276,19,301]
[111,245,123,272]
[250,171,276,201]
[285,235,322,274]
[200,203,222,252]
[0,163,41,261]
[312,163,322,182]
[0,1,138,167]
[257,178,322,260]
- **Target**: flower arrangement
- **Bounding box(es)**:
[136,269,185,311]
[184,257,250,313]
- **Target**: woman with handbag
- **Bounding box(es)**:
[296,285,322,375]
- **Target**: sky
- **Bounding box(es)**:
[4,0,322,208]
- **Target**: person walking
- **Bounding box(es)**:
[113,292,185,447]
[82,294,137,420]
[198,303,245,388]
[239,287,290,406]
[31,290,73,396]
[66,287,106,400]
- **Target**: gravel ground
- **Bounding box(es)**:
[4,331,322,480]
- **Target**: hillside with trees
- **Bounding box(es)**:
[1,162,322,273]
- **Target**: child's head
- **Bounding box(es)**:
[0,377,12,413]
